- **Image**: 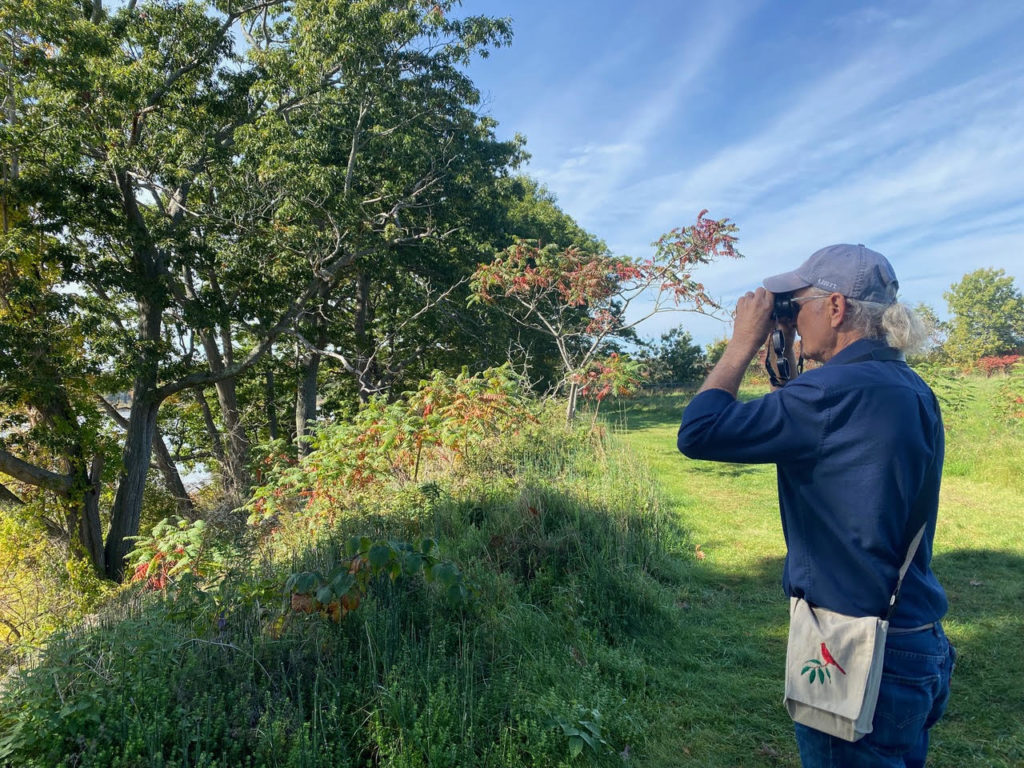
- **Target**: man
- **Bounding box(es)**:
[677,244,955,767]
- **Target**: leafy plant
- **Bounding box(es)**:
[284,537,468,623]
[247,365,535,526]
[126,517,230,590]
[913,363,976,429]
[471,210,740,421]
[548,707,611,759]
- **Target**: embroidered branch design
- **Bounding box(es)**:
[801,642,848,684]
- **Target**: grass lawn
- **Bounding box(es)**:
[605,380,1024,768]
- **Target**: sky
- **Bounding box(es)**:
[459,0,1024,346]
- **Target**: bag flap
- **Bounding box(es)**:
[785,598,887,721]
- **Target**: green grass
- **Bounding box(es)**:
[1,376,1020,767]
[607,378,1024,767]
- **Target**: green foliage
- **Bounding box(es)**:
[643,327,707,386]
[0,398,681,767]
[0,501,114,662]
[993,363,1024,432]
[470,210,740,420]
[575,353,646,403]
[284,536,467,623]
[944,268,1024,364]
[247,364,535,525]
[1,0,529,582]
[913,362,977,431]
[126,516,234,590]
[548,707,611,759]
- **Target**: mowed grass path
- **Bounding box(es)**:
[606,386,1024,768]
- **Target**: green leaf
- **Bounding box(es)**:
[315,585,334,604]
[368,543,392,569]
[289,572,320,594]
[329,572,355,594]
[569,736,584,758]
[431,562,456,586]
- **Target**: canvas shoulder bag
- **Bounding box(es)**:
[782,522,926,742]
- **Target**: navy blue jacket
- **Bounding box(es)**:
[677,338,948,627]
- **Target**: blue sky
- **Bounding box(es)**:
[461,0,1024,345]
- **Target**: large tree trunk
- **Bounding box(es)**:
[214,376,252,503]
[80,455,105,572]
[295,281,329,454]
[103,182,165,580]
[194,387,227,467]
[98,397,194,520]
[197,328,252,504]
[295,350,320,458]
[265,366,279,441]
[151,428,195,518]
[104,392,161,580]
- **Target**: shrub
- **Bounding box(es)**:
[1,398,681,767]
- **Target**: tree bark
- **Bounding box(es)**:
[194,387,226,467]
[0,481,24,507]
[151,430,195,518]
[98,396,194,519]
[565,380,580,424]
[214,376,252,503]
[196,328,251,504]
[80,454,105,573]
[104,392,160,581]
[265,366,279,441]
[103,171,166,580]
[295,350,320,458]
[295,281,329,455]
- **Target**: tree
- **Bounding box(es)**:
[944,268,1024,365]
[0,0,517,580]
[915,303,947,352]
[643,328,706,387]
[471,210,740,421]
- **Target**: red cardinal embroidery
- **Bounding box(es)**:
[820,642,847,675]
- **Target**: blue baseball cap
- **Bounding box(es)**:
[763,244,899,304]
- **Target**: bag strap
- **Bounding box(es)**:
[884,523,927,621]
[833,341,928,620]
[800,340,932,621]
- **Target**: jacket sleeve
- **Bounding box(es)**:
[677,379,827,465]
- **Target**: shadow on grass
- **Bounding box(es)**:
[687,461,765,478]
[927,549,1024,767]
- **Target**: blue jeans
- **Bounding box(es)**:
[794,623,956,768]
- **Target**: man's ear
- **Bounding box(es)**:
[828,293,847,328]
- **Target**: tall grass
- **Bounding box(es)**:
[2,371,1019,767]
[0,413,688,767]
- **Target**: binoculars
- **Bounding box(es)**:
[772,293,797,321]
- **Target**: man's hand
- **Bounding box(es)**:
[733,288,775,352]
[696,288,776,397]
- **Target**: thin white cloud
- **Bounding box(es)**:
[531,1,757,223]
[643,7,1024,228]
